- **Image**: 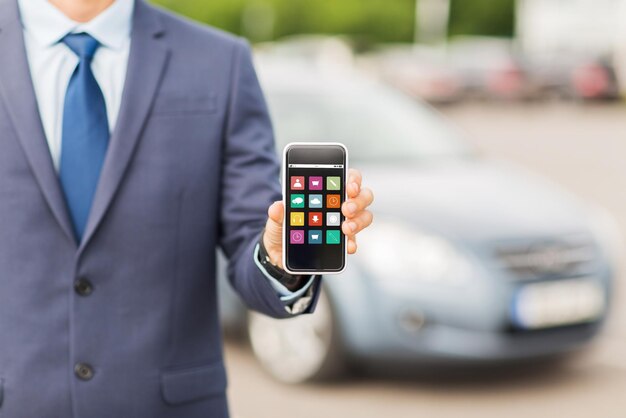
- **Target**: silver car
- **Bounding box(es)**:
[218,62,619,383]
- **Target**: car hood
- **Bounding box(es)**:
[362,158,593,244]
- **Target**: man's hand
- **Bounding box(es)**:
[263,168,374,270]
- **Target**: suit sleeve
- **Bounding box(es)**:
[218,39,321,319]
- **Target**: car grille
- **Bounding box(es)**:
[494,237,597,280]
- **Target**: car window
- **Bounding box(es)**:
[265,81,471,163]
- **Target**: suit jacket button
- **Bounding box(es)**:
[74,363,94,381]
[74,278,93,296]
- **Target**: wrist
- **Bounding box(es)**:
[258,232,308,291]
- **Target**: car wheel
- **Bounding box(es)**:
[247,288,344,383]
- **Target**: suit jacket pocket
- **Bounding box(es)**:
[151,93,217,116]
[161,361,227,405]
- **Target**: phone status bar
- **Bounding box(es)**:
[289,164,344,168]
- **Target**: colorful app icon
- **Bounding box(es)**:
[326,212,341,226]
[290,176,305,190]
[290,212,304,226]
[308,212,323,227]
[327,194,341,209]
[290,230,305,244]
[326,230,341,245]
[309,176,323,190]
[308,230,323,244]
[327,176,341,191]
[309,194,323,208]
[290,194,305,208]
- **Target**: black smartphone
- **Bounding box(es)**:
[282,143,348,275]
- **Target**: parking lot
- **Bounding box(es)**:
[224,102,626,418]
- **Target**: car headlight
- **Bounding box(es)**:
[358,220,475,293]
[588,205,625,276]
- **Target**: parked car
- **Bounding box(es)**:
[448,36,536,100]
[359,45,464,104]
[255,35,355,74]
[218,62,618,383]
[570,57,620,101]
[526,52,620,101]
[517,0,622,99]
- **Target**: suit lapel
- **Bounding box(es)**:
[78,1,170,252]
[0,1,76,245]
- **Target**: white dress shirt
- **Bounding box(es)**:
[18,0,133,171]
[18,0,314,312]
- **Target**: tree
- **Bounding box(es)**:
[152,0,416,43]
[448,0,515,38]
[151,0,515,43]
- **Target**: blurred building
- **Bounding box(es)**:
[517,0,622,56]
[516,0,626,100]
[614,0,626,95]
[517,0,626,97]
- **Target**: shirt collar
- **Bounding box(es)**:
[18,0,134,50]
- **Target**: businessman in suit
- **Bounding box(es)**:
[0,0,374,416]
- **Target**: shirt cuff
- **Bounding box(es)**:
[253,243,316,303]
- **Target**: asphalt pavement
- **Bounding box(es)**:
[224,102,626,418]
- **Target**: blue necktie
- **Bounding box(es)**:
[59,33,110,241]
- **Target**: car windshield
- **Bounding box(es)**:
[265,79,471,163]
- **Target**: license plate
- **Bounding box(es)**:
[511,279,605,329]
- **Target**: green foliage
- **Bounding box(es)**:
[153,0,248,34]
[151,0,516,43]
[448,0,515,38]
[152,0,416,43]
[272,0,416,42]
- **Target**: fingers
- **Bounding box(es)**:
[347,236,357,254]
[343,209,370,257]
[267,201,284,225]
[347,181,360,199]
[346,169,362,199]
[342,187,374,219]
[342,210,373,236]
[347,168,362,189]
[341,169,373,257]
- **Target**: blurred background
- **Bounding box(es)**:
[154,1,626,417]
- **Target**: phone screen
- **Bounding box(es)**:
[284,144,347,273]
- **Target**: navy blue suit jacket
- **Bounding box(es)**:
[0,0,320,416]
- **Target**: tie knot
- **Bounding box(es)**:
[62,33,100,60]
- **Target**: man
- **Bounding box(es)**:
[0,0,374,417]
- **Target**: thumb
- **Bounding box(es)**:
[264,201,284,250]
[267,200,284,225]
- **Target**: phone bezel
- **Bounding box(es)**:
[282,142,348,275]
